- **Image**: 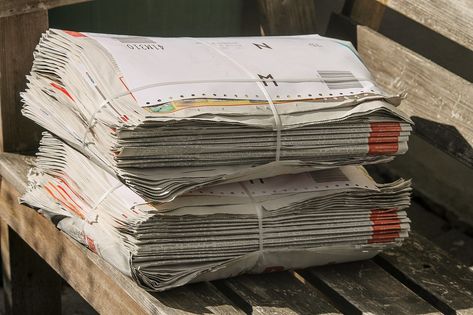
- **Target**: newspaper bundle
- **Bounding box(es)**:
[21,29,413,202]
[22,133,411,291]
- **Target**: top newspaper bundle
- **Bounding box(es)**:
[22,29,412,202]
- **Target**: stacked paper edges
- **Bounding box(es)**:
[20,29,413,291]
[23,134,411,291]
[22,29,412,202]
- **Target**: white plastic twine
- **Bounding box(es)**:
[81,78,343,148]
[85,182,122,223]
[240,183,264,254]
[190,38,284,161]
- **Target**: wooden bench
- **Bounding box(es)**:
[348,0,473,227]
[1,1,473,314]
[3,154,473,314]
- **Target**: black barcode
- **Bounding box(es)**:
[318,70,363,89]
[310,169,348,183]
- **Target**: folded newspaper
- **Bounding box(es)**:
[21,29,412,201]
[22,134,411,291]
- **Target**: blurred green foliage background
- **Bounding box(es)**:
[49,0,248,37]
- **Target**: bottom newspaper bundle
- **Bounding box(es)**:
[22,133,411,291]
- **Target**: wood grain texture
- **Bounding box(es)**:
[350,0,385,30]
[258,0,317,35]
[378,0,473,51]
[381,135,473,226]
[0,0,91,18]
[378,233,473,314]
[3,152,338,315]
[0,154,243,315]
[0,153,33,192]
[0,184,148,315]
[0,11,46,153]
[220,272,340,314]
[3,155,473,313]
[153,282,243,315]
[357,26,473,167]
[301,260,440,314]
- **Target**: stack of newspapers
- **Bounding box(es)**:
[21,29,412,291]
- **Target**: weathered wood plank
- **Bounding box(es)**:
[300,260,440,314]
[377,233,473,314]
[378,135,473,226]
[349,1,473,83]
[257,0,317,35]
[373,0,473,51]
[0,154,243,315]
[0,221,62,315]
[350,0,385,30]
[218,272,340,314]
[0,0,91,18]
[368,163,473,265]
[154,282,243,315]
[0,183,148,315]
[0,11,46,153]
[0,153,33,192]
[357,26,473,168]
[0,153,333,314]
[402,195,473,266]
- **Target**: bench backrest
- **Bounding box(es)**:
[349,0,473,225]
[0,0,92,154]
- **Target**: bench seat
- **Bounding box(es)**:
[1,152,473,314]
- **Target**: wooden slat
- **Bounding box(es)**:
[0,0,91,18]
[0,153,32,192]
[218,272,340,314]
[0,153,336,314]
[402,196,473,266]
[377,233,473,314]
[372,0,473,51]
[350,0,385,30]
[257,0,317,35]
[0,153,243,315]
[240,0,262,36]
[300,260,440,314]
[379,135,473,226]
[154,282,243,315]
[357,26,473,168]
[350,0,473,84]
[0,11,46,153]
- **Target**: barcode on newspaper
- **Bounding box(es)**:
[318,70,363,89]
[309,169,348,183]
